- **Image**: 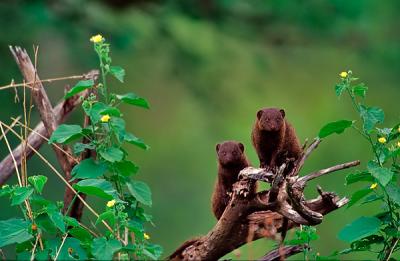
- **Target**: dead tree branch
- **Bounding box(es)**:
[0,92,85,184]
[169,138,360,260]
[10,46,74,178]
[6,46,98,220]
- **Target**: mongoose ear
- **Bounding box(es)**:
[216,143,220,152]
[279,109,286,118]
[238,142,244,152]
[257,110,263,119]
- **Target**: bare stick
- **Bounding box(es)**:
[0,91,85,185]
[0,121,116,236]
[298,160,360,185]
[289,138,321,177]
[0,73,95,91]
[0,116,21,141]
[10,46,74,179]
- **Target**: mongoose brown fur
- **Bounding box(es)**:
[251,108,302,170]
[212,141,256,220]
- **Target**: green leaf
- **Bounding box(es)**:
[367,161,393,187]
[110,117,126,142]
[318,120,353,138]
[0,218,33,247]
[144,244,163,260]
[0,185,12,197]
[64,216,79,228]
[74,179,119,200]
[335,83,346,97]
[35,214,57,234]
[127,218,144,234]
[116,93,150,109]
[49,237,87,260]
[352,83,368,98]
[95,211,115,227]
[99,147,124,163]
[11,186,34,206]
[345,171,374,185]
[64,80,94,99]
[347,188,372,208]
[109,66,125,82]
[69,226,92,243]
[47,204,66,233]
[114,160,139,177]
[127,181,152,206]
[49,124,83,144]
[124,132,149,150]
[360,105,384,132]
[71,159,107,181]
[338,216,381,243]
[91,237,122,260]
[350,235,384,251]
[83,102,108,124]
[28,175,47,194]
[361,194,383,205]
[386,183,400,205]
[73,142,95,155]
[100,107,121,117]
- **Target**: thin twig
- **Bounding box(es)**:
[53,234,68,261]
[0,116,21,141]
[30,234,40,261]
[0,121,116,236]
[289,138,322,177]
[297,160,360,185]
[0,88,86,185]
[12,117,78,164]
[0,74,88,91]
[0,123,33,219]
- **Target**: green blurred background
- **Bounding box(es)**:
[0,0,400,259]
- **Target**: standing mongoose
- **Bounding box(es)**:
[251,108,302,171]
[212,141,255,220]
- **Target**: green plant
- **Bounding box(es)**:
[333,70,400,260]
[0,34,162,260]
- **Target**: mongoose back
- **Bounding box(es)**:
[212,141,255,220]
[251,108,302,170]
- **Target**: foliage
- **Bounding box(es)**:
[284,70,400,260]
[333,71,400,260]
[0,36,162,260]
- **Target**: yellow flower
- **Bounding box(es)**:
[106,199,116,208]
[378,137,387,144]
[100,114,111,123]
[144,233,150,240]
[397,141,400,147]
[90,34,104,43]
[370,183,378,190]
[339,71,348,78]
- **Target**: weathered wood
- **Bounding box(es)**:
[0,93,84,184]
[9,46,74,178]
[169,140,359,260]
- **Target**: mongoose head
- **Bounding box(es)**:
[216,141,245,167]
[256,108,286,132]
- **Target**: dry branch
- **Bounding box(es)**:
[0,93,85,184]
[169,139,360,260]
[10,46,74,179]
